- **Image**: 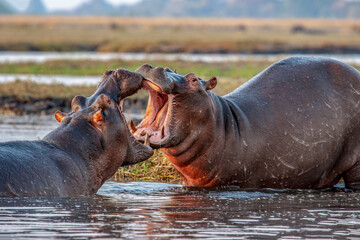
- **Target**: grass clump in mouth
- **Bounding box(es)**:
[113,150,182,184]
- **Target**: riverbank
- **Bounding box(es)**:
[1,16,359,54]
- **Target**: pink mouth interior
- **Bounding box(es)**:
[132,80,170,145]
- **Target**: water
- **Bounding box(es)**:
[0,74,100,86]
[0,115,142,141]
[1,182,360,239]
[2,112,360,238]
[1,51,360,65]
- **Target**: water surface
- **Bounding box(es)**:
[1,51,360,65]
[1,182,360,239]
[1,115,360,239]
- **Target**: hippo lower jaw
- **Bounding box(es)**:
[131,80,172,149]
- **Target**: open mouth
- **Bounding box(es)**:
[131,80,171,148]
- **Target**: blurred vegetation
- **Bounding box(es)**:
[0,59,267,96]
[0,80,96,99]
[0,16,360,53]
[0,59,268,77]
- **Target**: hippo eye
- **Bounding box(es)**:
[190,77,198,84]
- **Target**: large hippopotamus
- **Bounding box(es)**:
[0,71,153,196]
[133,57,360,189]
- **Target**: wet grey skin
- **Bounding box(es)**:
[71,68,144,112]
[0,94,153,197]
[71,68,149,167]
[133,57,360,188]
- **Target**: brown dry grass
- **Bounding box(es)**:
[1,16,358,27]
[0,80,96,99]
[0,16,359,52]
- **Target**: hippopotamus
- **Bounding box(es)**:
[133,57,360,189]
[71,68,147,166]
[0,72,153,196]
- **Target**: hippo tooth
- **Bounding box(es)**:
[129,120,137,133]
[144,133,150,146]
[161,126,165,139]
[140,130,146,136]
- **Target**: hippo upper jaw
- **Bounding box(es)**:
[131,80,173,149]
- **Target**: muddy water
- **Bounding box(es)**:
[1,115,360,239]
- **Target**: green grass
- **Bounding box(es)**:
[0,59,268,96]
[0,59,267,78]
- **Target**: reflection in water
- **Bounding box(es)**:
[1,115,360,238]
[1,182,360,239]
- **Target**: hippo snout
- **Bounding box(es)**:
[71,95,88,112]
[135,64,173,94]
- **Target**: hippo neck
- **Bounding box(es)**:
[163,92,249,186]
[43,122,104,193]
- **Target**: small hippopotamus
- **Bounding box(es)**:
[0,85,153,196]
[70,68,147,166]
[133,57,360,189]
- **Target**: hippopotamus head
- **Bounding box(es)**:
[71,68,144,112]
[133,64,217,148]
[66,68,151,166]
[53,93,154,168]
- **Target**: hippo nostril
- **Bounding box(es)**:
[155,67,164,72]
[104,70,113,76]
[144,64,153,69]
[72,105,80,112]
[97,94,112,106]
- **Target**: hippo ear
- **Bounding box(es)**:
[92,110,103,125]
[55,110,67,122]
[205,76,217,90]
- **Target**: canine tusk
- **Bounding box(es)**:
[129,120,137,133]
[144,133,150,146]
[114,71,119,78]
[161,126,165,139]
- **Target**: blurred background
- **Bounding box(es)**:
[0,0,359,180]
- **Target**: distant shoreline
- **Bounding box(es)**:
[0,95,147,118]
[1,16,359,55]
[1,46,359,55]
